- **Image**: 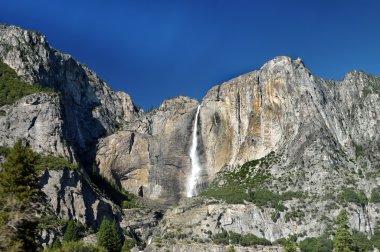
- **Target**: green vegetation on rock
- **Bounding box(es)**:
[0,145,9,157]
[370,187,380,203]
[201,152,303,208]
[338,189,367,207]
[121,239,136,252]
[97,218,122,252]
[44,241,107,252]
[213,230,271,246]
[299,235,333,252]
[63,220,84,242]
[351,230,373,252]
[0,61,54,107]
[36,154,78,171]
[333,209,353,252]
[284,238,298,252]
[0,140,79,251]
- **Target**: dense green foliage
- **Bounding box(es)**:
[0,140,80,251]
[213,230,271,246]
[0,61,54,107]
[43,241,107,252]
[201,153,274,203]
[36,155,78,171]
[299,236,333,252]
[284,238,298,252]
[63,220,84,242]
[0,145,9,157]
[333,210,353,252]
[201,152,303,207]
[97,218,122,252]
[371,226,380,249]
[370,187,380,203]
[121,200,140,209]
[121,239,136,252]
[0,140,40,251]
[338,190,367,207]
[351,231,373,252]
[1,144,77,172]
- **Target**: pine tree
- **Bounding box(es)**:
[0,140,38,204]
[0,140,39,251]
[63,220,83,242]
[97,218,121,252]
[333,209,354,252]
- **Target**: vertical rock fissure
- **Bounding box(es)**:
[187,105,202,197]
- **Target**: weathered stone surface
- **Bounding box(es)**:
[96,96,199,204]
[0,24,139,158]
[40,169,120,228]
[145,243,283,252]
[0,92,74,160]
[2,24,380,249]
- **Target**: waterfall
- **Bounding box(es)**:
[187,105,202,198]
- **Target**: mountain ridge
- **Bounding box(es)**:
[1,24,380,251]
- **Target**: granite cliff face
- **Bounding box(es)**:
[97,57,380,203]
[0,24,139,160]
[96,56,380,247]
[1,24,380,250]
[96,96,199,204]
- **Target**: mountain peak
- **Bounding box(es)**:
[260,56,306,71]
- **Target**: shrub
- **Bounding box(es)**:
[338,190,367,206]
[370,187,380,203]
[284,238,298,252]
[36,155,78,171]
[352,230,373,251]
[284,210,305,222]
[121,200,139,209]
[213,230,271,246]
[44,241,107,252]
[240,233,271,246]
[122,239,136,252]
[371,225,380,249]
[299,236,333,252]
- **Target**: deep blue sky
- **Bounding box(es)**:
[1,0,380,109]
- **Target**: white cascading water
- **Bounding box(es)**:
[186,105,202,197]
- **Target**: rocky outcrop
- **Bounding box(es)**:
[97,56,380,202]
[0,92,74,160]
[96,96,199,204]
[96,56,380,245]
[40,169,120,228]
[1,24,380,248]
[146,243,283,252]
[200,56,380,180]
[0,24,140,159]
[153,197,380,243]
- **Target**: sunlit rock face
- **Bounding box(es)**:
[1,24,380,245]
[97,56,380,206]
[0,24,139,159]
[96,96,199,204]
